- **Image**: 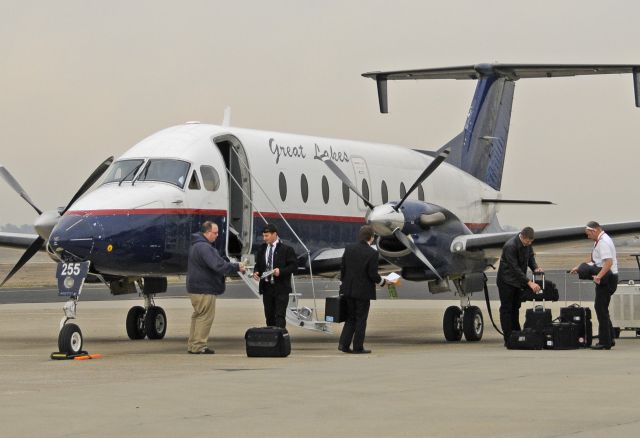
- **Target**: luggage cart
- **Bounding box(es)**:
[610,254,640,338]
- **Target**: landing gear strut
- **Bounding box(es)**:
[58,298,84,354]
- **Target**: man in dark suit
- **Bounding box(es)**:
[338,225,387,354]
[497,226,543,344]
[252,223,298,328]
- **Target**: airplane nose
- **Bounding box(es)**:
[50,215,104,261]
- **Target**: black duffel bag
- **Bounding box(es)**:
[521,279,559,302]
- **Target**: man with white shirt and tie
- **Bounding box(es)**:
[570,221,619,350]
[252,223,298,328]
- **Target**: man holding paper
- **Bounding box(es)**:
[252,223,298,328]
[338,225,394,354]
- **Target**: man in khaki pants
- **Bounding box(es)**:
[186,221,245,354]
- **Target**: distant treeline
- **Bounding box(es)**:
[0,224,35,233]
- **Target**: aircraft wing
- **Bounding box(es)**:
[450,221,640,253]
[0,232,40,250]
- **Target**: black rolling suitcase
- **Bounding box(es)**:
[245,327,291,357]
[325,295,347,323]
[560,304,593,347]
[506,328,545,350]
[543,322,581,350]
[524,273,552,333]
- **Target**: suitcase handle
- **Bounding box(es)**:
[531,271,545,308]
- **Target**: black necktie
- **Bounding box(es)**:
[267,244,274,283]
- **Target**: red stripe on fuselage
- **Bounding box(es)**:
[65,208,228,216]
[255,211,366,223]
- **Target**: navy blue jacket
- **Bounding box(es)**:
[186,233,239,294]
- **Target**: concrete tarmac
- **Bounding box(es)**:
[1,298,640,437]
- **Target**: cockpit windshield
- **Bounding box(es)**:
[136,159,191,188]
[102,159,145,184]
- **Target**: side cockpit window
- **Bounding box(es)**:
[137,159,191,188]
[200,165,220,191]
[188,171,201,190]
[102,159,145,184]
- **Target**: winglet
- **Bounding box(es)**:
[376,77,388,113]
[633,68,640,108]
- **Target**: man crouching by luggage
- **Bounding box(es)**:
[187,221,245,354]
[570,221,618,350]
[497,227,543,345]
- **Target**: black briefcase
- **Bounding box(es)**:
[560,304,593,347]
[325,295,347,323]
[245,327,291,357]
[543,322,581,350]
[506,328,545,350]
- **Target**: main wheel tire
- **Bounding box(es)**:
[144,306,167,340]
[126,306,146,340]
[462,306,484,342]
[443,306,463,341]
[58,323,83,354]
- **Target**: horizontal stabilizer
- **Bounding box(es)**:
[481,199,555,205]
[363,63,640,113]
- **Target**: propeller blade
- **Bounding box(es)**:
[0,236,45,287]
[61,156,114,215]
[392,228,443,281]
[0,166,42,215]
[395,145,451,210]
[318,157,375,209]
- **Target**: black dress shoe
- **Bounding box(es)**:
[590,344,611,350]
[189,347,215,354]
[352,349,371,354]
[338,345,353,353]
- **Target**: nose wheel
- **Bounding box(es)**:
[58,323,83,354]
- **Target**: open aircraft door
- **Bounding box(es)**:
[212,135,253,259]
[351,156,372,211]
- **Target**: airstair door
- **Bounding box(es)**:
[213,135,253,258]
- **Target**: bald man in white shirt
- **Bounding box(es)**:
[571,221,618,350]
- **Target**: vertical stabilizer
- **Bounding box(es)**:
[458,77,514,190]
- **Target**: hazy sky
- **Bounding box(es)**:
[1,0,639,230]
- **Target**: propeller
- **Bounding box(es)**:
[392,228,443,281]
[319,145,451,279]
[0,156,114,286]
[394,145,450,211]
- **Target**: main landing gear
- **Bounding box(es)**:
[126,294,167,340]
[126,277,168,340]
[442,294,484,342]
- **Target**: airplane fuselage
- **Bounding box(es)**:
[48,123,498,278]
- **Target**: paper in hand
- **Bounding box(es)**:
[261,269,275,279]
[384,272,401,284]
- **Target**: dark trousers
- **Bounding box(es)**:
[498,281,524,341]
[262,288,289,328]
[594,273,618,347]
[338,298,371,351]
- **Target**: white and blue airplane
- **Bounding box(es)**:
[1,63,640,354]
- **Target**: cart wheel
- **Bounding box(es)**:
[613,327,621,339]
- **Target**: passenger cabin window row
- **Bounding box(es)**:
[276,173,425,205]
